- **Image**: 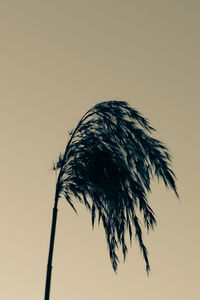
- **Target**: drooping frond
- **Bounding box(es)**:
[54,100,178,272]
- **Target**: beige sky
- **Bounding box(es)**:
[1,1,200,299]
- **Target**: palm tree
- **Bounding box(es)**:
[44,100,178,300]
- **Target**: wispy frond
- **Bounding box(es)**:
[55,100,178,272]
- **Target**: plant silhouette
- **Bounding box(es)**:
[44,100,178,300]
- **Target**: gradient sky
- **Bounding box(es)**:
[1,1,200,299]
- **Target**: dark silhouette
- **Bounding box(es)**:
[44,100,178,299]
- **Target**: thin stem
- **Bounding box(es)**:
[44,194,59,300]
[44,109,95,300]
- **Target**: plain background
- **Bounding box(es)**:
[1,1,199,299]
